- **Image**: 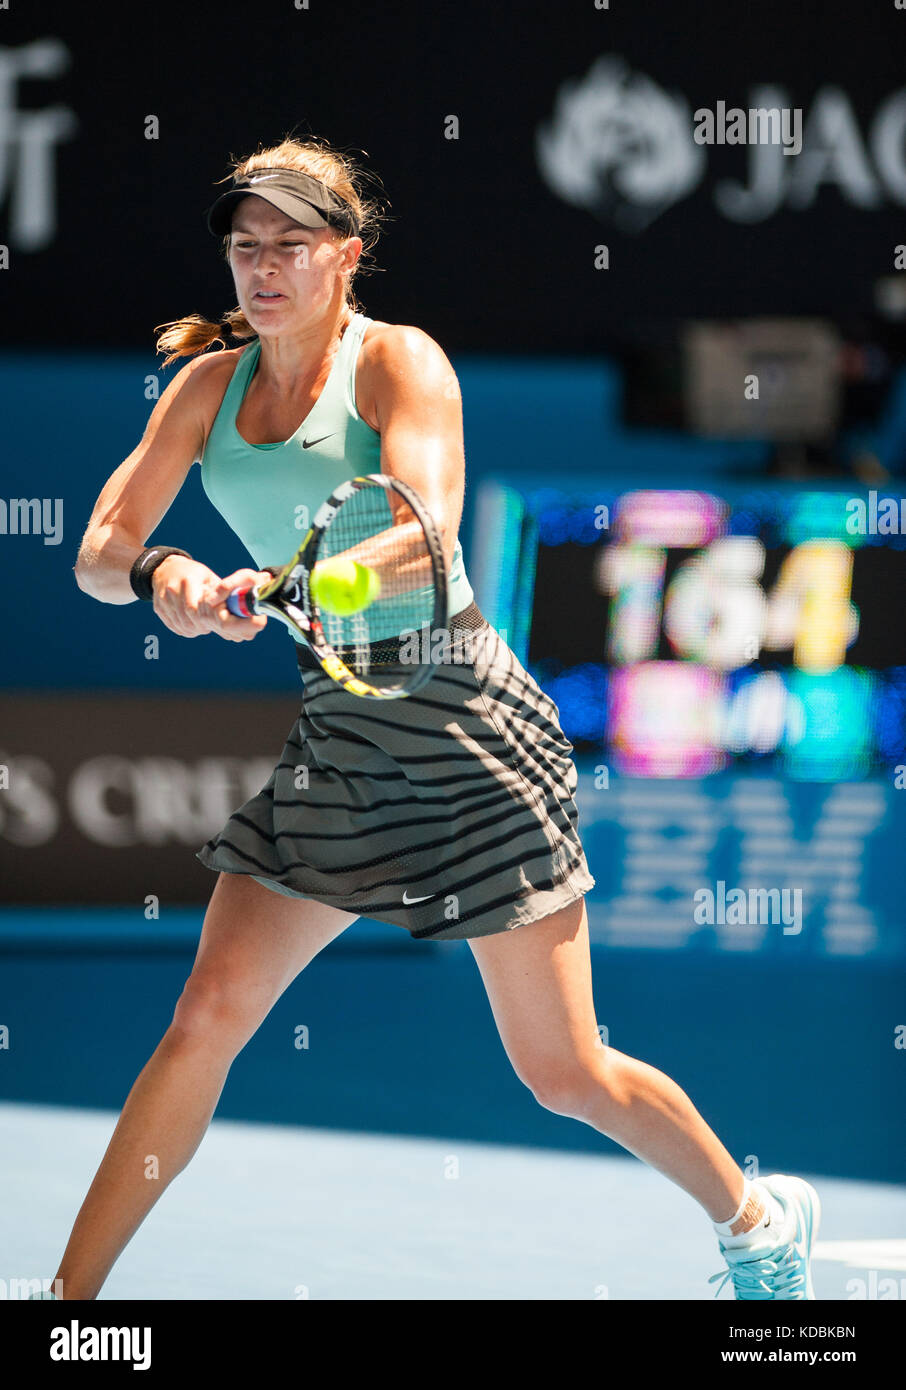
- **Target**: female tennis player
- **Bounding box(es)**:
[56,136,819,1301]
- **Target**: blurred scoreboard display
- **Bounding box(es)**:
[470,480,906,958]
[473,481,906,782]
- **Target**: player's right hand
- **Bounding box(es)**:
[151,557,269,642]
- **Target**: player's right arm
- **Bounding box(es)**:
[74,355,268,642]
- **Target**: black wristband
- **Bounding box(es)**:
[130,546,193,601]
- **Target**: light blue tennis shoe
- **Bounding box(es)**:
[709,1174,821,1300]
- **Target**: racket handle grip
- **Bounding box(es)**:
[227,587,255,618]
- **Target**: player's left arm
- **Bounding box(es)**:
[368,325,465,574]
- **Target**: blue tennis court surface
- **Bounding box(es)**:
[2,906,904,1299]
[3,1101,905,1300]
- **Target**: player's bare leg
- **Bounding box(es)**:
[53,874,356,1300]
[468,896,745,1221]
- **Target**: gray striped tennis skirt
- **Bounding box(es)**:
[197,603,595,941]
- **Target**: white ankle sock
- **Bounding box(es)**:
[713,1179,783,1248]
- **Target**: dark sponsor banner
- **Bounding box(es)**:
[0,695,300,903]
[0,0,904,353]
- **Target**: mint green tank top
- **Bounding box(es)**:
[199,312,473,641]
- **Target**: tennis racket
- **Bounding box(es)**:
[226,474,448,698]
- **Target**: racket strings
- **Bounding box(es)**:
[315,485,439,681]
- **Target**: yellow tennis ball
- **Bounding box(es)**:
[311,557,381,616]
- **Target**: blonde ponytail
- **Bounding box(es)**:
[153,309,255,370]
